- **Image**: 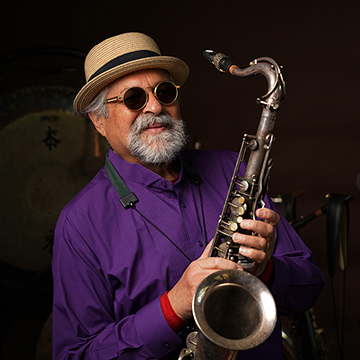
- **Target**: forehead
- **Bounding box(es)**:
[108,69,171,93]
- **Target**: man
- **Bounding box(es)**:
[52,32,325,359]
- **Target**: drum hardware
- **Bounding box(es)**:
[276,191,354,360]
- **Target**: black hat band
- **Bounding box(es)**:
[88,50,160,82]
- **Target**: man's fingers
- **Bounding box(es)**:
[256,208,280,226]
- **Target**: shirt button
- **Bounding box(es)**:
[198,241,204,247]
[163,342,171,349]
[181,203,186,208]
[161,180,167,188]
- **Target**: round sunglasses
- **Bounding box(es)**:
[104,81,180,111]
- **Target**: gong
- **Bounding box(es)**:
[0,86,107,271]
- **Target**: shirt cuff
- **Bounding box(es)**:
[160,291,186,332]
[134,295,183,358]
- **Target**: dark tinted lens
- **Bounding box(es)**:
[123,87,147,110]
[155,82,177,104]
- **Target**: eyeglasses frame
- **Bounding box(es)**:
[103,81,180,111]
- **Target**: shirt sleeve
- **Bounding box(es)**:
[52,217,183,360]
[265,196,326,316]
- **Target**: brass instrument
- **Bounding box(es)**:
[178,51,285,360]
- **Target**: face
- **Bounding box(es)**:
[90,69,184,164]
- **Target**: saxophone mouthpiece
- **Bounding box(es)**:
[203,49,236,73]
[203,50,217,63]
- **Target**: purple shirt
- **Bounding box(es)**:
[52,148,325,359]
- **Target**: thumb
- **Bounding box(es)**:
[200,239,214,259]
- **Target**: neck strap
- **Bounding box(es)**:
[105,154,139,209]
[104,153,204,262]
[105,153,202,208]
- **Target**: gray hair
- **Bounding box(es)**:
[82,85,110,119]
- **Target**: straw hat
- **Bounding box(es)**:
[74,32,189,114]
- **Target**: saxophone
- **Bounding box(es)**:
[178,51,286,360]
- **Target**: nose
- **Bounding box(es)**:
[142,90,163,115]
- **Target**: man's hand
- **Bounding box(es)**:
[168,208,279,320]
[232,208,280,277]
[167,240,243,320]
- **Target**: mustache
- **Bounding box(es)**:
[131,113,175,134]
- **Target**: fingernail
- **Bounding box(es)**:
[240,220,249,228]
[239,246,249,255]
[258,210,265,217]
[233,233,246,244]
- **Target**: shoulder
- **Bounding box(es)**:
[55,168,110,231]
[181,148,238,167]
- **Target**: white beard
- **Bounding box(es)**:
[127,113,188,166]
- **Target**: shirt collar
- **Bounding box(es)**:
[107,148,186,188]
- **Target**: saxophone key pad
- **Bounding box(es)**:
[229,222,238,231]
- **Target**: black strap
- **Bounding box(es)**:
[181,159,202,185]
[105,154,202,207]
[104,154,203,262]
[181,160,208,246]
[105,154,138,209]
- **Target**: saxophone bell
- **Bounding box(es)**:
[179,270,277,360]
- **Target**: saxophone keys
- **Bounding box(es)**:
[237,216,243,223]
[231,196,247,216]
[229,222,238,231]
[238,196,245,204]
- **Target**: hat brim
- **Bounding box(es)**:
[73,55,189,114]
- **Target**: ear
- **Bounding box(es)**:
[88,112,106,137]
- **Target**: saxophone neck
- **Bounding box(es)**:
[233,57,286,111]
[203,50,285,111]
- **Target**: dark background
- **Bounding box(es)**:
[0,1,359,359]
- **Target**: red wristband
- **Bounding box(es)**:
[160,291,186,332]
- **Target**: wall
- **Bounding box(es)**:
[0,1,359,359]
